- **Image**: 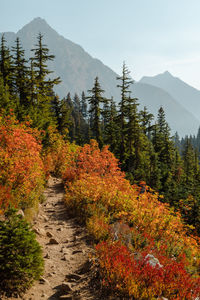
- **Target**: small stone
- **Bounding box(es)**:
[41,293,47,297]
[57,227,63,231]
[44,253,50,259]
[60,282,73,293]
[33,227,46,236]
[46,231,53,238]
[72,250,82,255]
[49,238,59,245]
[62,255,68,261]
[43,215,49,222]
[65,273,82,282]
[39,277,49,285]
[48,272,54,277]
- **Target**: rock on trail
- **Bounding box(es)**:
[20,176,101,300]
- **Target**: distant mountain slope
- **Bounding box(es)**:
[0,17,119,99]
[1,18,199,136]
[133,82,199,137]
[140,71,200,121]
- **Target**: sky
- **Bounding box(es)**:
[2,0,200,89]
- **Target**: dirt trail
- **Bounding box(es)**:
[22,176,101,300]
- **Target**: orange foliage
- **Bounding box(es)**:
[63,139,124,183]
[42,126,80,178]
[63,139,200,298]
[0,114,44,211]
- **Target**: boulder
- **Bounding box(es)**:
[145,254,163,268]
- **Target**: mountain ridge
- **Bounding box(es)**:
[0,18,199,136]
[140,71,200,121]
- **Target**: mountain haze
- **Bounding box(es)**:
[1,17,119,99]
[140,71,200,121]
[133,82,199,137]
[1,17,199,136]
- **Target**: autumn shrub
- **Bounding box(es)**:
[42,126,80,178]
[63,139,124,183]
[0,208,44,297]
[63,140,200,298]
[96,241,200,299]
[0,114,44,213]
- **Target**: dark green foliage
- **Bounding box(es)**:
[12,38,29,120]
[30,33,61,95]
[0,35,14,91]
[0,208,44,297]
[0,73,16,113]
[103,97,119,153]
[87,77,107,148]
[116,62,134,164]
[80,91,87,118]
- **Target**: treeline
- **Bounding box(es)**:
[1,34,200,232]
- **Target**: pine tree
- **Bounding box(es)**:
[103,97,119,153]
[72,93,82,144]
[125,94,140,172]
[80,91,87,119]
[87,77,106,148]
[0,73,15,113]
[31,33,60,95]
[12,37,29,119]
[0,35,13,91]
[30,33,61,129]
[51,94,61,128]
[116,62,134,164]
[139,106,154,137]
[62,92,76,141]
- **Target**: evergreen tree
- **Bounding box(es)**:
[103,97,119,153]
[87,77,106,148]
[31,33,60,95]
[0,35,13,91]
[30,33,60,129]
[0,73,15,113]
[72,93,82,144]
[51,94,61,127]
[60,93,74,140]
[116,62,133,164]
[80,91,87,119]
[12,37,29,119]
[139,106,154,137]
[182,137,196,187]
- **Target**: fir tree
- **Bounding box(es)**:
[30,33,60,130]
[0,35,14,91]
[80,91,87,119]
[103,97,119,153]
[87,77,106,148]
[12,37,29,119]
[116,62,133,164]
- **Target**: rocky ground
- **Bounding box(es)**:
[20,176,101,300]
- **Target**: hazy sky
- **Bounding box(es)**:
[2,0,200,89]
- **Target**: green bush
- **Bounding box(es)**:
[0,208,44,297]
